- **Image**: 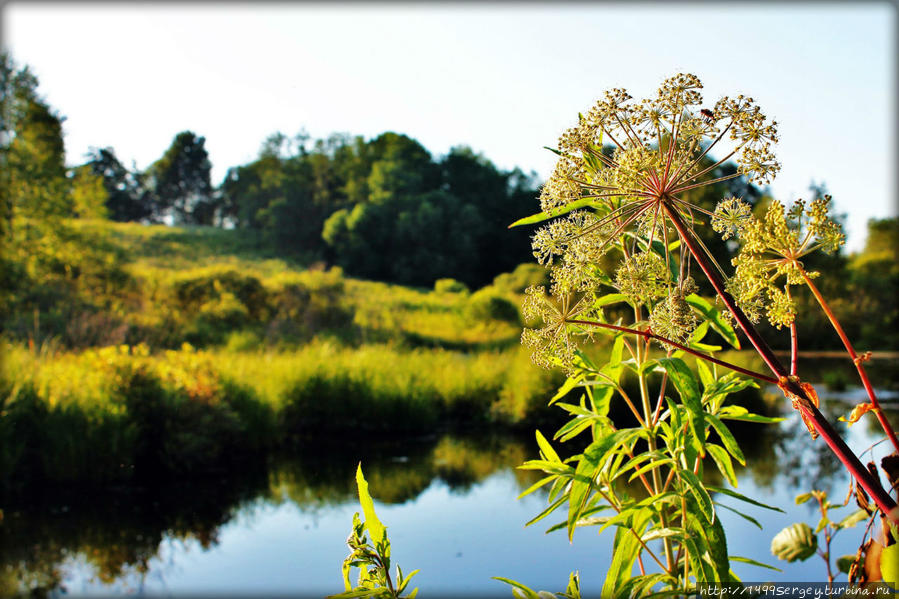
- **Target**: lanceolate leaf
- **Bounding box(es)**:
[601,510,651,598]
[567,428,643,541]
[659,357,705,455]
[355,463,385,545]
[680,469,715,523]
[706,413,745,465]
[685,294,740,349]
[535,430,562,463]
[509,197,599,228]
[707,444,738,488]
[707,486,785,512]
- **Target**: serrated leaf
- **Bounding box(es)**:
[770,523,818,562]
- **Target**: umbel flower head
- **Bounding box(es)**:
[520,73,780,368]
[715,194,845,329]
[530,73,779,297]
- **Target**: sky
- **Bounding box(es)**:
[2,2,896,252]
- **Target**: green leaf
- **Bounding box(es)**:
[708,486,784,511]
[794,492,813,505]
[628,458,675,483]
[679,469,715,522]
[356,463,385,546]
[601,510,650,598]
[835,508,868,530]
[836,555,856,575]
[685,294,740,349]
[492,577,540,599]
[509,197,599,228]
[770,523,818,562]
[706,413,745,465]
[696,358,714,390]
[518,460,574,476]
[729,555,782,572]
[567,428,642,541]
[551,375,584,404]
[536,430,562,463]
[517,475,556,500]
[707,444,738,487]
[659,357,705,455]
[594,293,629,309]
[716,502,763,529]
[526,495,568,528]
[554,416,596,443]
[641,527,686,542]
[717,405,785,424]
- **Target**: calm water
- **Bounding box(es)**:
[3,362,897,597]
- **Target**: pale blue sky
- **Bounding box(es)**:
[3,2,895,251]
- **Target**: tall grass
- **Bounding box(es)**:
[0,340,562,487]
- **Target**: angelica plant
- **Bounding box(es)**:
[503,72,897,596]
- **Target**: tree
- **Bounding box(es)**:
[147,131,213,224]
[68,165,108,219]
[83,147,153,222]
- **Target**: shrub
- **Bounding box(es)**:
[434,278,470,294]
[465,288,520,324]
[491,263,549,294]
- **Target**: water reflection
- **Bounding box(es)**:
[2,370,897,597]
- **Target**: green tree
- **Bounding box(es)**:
[83,147,153,222]
[147,131,213,224]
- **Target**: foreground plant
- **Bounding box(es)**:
[504,73,897,594]
[330,464,419,599]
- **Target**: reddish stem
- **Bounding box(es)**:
[801,271,899,454]
[565,318,778,384]
[662,203,898,521]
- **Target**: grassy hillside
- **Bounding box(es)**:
[1,220,567,489]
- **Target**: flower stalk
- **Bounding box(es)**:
[664,203,898,521]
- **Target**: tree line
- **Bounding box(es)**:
[2,52,542,289]
[2,51,896,350]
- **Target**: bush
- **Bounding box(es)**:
[491,263,549,294]
[466,288,521,324]
[434,278,470,294]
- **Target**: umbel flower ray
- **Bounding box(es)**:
[521,73,780,363]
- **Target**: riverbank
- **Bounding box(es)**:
[0,340,566,491]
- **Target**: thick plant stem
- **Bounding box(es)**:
[662,203,898,521]
[801,271,899,454]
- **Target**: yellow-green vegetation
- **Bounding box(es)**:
[0,220,569,488]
